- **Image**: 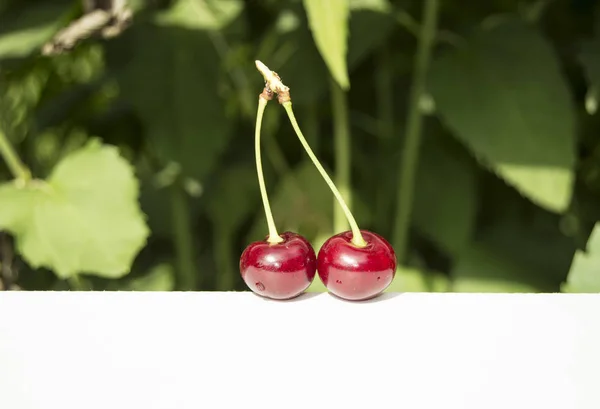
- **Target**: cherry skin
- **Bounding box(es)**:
[240,231,317,300]
[317,230,397,301]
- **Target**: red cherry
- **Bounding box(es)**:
[240,231,317,300]
[317,230,397,301]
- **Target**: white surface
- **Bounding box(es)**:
[0,292,599,409]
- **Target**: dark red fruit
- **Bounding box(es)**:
[240,231,317,300]
[317,230,396,301]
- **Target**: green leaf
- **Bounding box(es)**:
[264,1,389,104]
[564,223,600,293]
[413,133,478,257]
[349,0,390,13]
[267,13,329,104]
[0,139,150,279]
[106,17,234,184]
[451,242,555,293]
[154,0,243,31]
[124,263,175,291]
[0,2,72,59]
[302,0,350,89]
[429,18,576,213]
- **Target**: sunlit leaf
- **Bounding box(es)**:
[268,17,329,104]
[154,0,243,31]
[303,0,350,89]
[0,139,149,279]
[349,0,391,13]
[266,1,392,103]
[564,223,600,293]
[429,18,576,213]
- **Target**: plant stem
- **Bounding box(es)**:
[392,0,440,263]
[375,45,395,233]
[330,78,352,233]
[170,183,198,290]
[376,47,394,141]
[0,129,31,182]
[256,96,283,244]
[283,101,367,248]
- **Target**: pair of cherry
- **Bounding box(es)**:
[239,62,397,302]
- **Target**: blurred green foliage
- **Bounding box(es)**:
[1,0,600,293]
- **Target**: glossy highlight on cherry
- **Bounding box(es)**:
[240,232,317,300]
[317,230,397,301]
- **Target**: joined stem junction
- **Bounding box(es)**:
[254,60,367,248]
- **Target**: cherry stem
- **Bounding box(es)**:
[255,96,284,245]
[330,78,351,234]
[282,101,367,248]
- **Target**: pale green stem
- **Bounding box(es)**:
[393,0,440,263]
[304,103,319,152]
[0,129,31,182]
[283,101,367,248]
[330,78,351,233]
[256,97,283,244]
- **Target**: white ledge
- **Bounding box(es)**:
[1,292,599,409]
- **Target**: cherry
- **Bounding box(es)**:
[254,60,397,301]
[240,232,316,300]
[239,81,316,299]
[317,230,396,301]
